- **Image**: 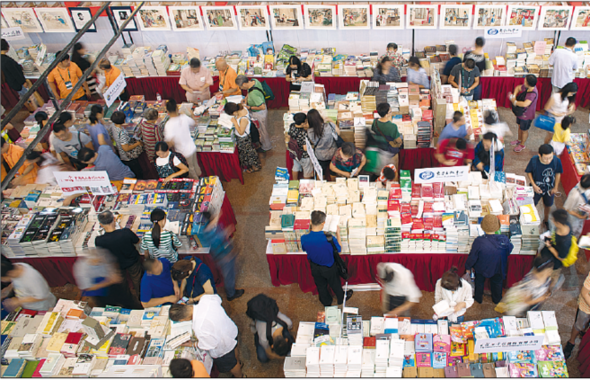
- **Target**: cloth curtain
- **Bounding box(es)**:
[198,149,244,184]
[1,80,51,110]
[579,327,590,376]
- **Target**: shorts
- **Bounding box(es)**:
[292,157,314,177]
[213,344,238,373]
[534,192,554,207]
[575,308,590,332]
[517,118,533,131]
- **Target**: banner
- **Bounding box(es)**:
[54,171,115,196]
[474,336,544,354]
[103,73,127,107]
[484,26,522,38]
[414,166,470,184]
[306,138,323,181]
[1,27,25,41]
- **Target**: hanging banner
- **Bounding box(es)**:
[103,73,127,107]
[54,171,116,196]
[1,27,25,41]
[474,336,544,354]
[414,166,470,184]
[306,138,323,181]
[484,26,522,38]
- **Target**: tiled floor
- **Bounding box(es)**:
[9,104,590,377]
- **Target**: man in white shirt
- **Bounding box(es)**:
[1,260,57,311]
[164,99,201,180]
[377,262,422,317]
[564,174,590,238]
[169,295,243,377]
[548,37,579,92]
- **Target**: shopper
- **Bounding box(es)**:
[169,297,244,377]
[140,208,182,263]
[563,270,590,359]
[465,215,513,304]
[110,111,144,179]
[509,74,539,153]
[439,111,472,141]
[87,105,113,151]
[95,210,143,296]
[47,51,91,100]
[140,257,179,308]
[371,102,402,171]
[154,141,189,181]
[377,262,422,317]
[196,212,244,301]
[307,109,340,178]
[285,56,313,91]
[225,102,261,174]
[169,358,209,378]
[463,37,487,100]
[433,267,474,323]
[136,108,163,162]
[563,174,590,238]
[372,56,401,84]
[301,211,353,306]
[78,146,135,181]
[385,42,406,70]
[448,58,480,101]
[406,57,430,89]
[179,58,214,103]
[48,112,77,156]
[171,257,217,304]
[51,123,93,170]
[525,144,563,229]
[98,59,123,94]
[0,260,56,312]
[287,112,312,179]
[472,132,504,179]
[71,42,98,98]
[549,37,578,93]
[73,248,142,309]
[330,142,367,178]
[441,44,461,84]
[551,115,574,156]
[541,209,572,282]
[214,58,241,98]
[543,82,578,144]
[435,138,474,167]
[1,137,38,185]
[29,152,67,186]
[164,99,201,180]
[376,164,398,186]
[36,111,50,150]
[236,75,272,152]
[1,39,35,111]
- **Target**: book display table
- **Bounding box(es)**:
[198,148,244,184]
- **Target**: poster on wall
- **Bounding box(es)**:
[538,6,573,31]
[68,7,96,32]
[570,6,590,31]
[338,5,370,30]
[1,15,8,29]
[203,6,237,30]
[407,5,437,29]
[304,5,336,30]
[168,6,203,31]
[506,5,540,30]
[269,5,303,30]
[236,6,269,31]
[137,6,171,31]
[440,5,472,29]
[372,5,404,30]
[2,8,44,33]
[110,6,138,32]
[473,5,506,29]
[34,8,75,33]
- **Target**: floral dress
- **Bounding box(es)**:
[235,113,260,170]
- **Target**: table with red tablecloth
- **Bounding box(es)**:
[9,194,237,288]
[266,252,534,294]
[577,323,590,377]
[198,149,244,184]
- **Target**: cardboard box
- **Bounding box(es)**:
[403,366,418,378]
[418,367,434,377]
[483,363,496,377]
[433,368,446,378]
[457,362,472,377]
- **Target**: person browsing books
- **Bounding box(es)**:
[441,44,461,84]
[563,269,590,359]
[563,174,590,238]
[179,58,214,104]
[171,257,217,305]
[1,257,56,312]
[164,99,200,180]
[330,142,366,178]
[140,208,182,263]
[435,138,474,167]
[285,56,313,92]
[472,132,504,179]
[154,142,189,182]
[433,267,473,323]
[377,262,422,317]
[306,109,341,180]
[78,146,135,181]
[287,112,313,179]
[140,257,179,308]
[236,75,272,152]
[438,111,472,142]
[214,58,241,98]
[509,74,538,153]
[377,164,398,186]
[169,359,210,378]
[448,58,480,101]
[371,102,402,170]
[540,209,572,286]
[51,123,94,170]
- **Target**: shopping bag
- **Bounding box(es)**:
[534,114,556,132]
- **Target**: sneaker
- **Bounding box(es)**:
[345,290,354,302]
[227,289,245,301]
[514,144,526,153]
[510,140,521,146]
[544,220,550,230]
[563,341,575,360]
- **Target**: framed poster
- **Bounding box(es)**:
[474,5,506,29]
[407,5,437,29]
[236,5,269,30]
[35,8,75,33]
[372,5,404,30]
[68,7,96,32]
[440,5,472,29]
[538,6,573,31]
[269,5,303,30]
[1,15,8,29]
[570,6,590,31]
[137,6,171,31]
[338,5,370,30]
[202,6,237,30]
[506,5,540,30]
[2,8,43,33]
[110,6,138,32]
[169,6,203,31]
[304,5,336,30]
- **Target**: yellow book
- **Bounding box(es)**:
[46,332,68,353]
[42,313,58,335]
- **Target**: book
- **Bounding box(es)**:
[3,358,26,378]
[416,352,431,367]
[432,352,447,369]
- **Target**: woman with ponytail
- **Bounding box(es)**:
[372,56,401,84]
[140,208,182,263]
[433,266,474,322]
[87,104,113,151]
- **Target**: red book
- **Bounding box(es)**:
[411,183,421,197]
[363,336,376,348]
[32,359,46,378]
[64,332,84,345]
[400,203,412,214]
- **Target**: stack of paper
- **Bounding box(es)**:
[333,345,348,377]
[361,348,376,377]
[319,345,335,377]
[375,340,389,376]
[347,346,363,377]
[284,356,306,377]
[306,346,320,377]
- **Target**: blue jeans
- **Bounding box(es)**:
[255,337,270,363]
[218,254,237,298]
[473,84,482,101]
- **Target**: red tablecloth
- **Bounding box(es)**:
[266,253,534,294]
[1,81,51,110]
[578,323,590,376]
[198,149,244,184]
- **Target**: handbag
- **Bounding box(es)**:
[534,114,556,132]
[372,119,400,153]
[324,232,349,280]
[511,89,536,117]
[125,136,144,160]
[329,122,344,148]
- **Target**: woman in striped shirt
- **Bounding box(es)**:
[136,108,163,162]
[140,208,181,263]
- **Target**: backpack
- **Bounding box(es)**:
[561,235,579,268]
[169,150,189,177]
[246,294,293,347]
[325,232,349,280]
[512,88,537,117]
[249,82,275,101]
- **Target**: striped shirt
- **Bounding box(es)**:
[140,230,181,263]
[136,119,164,162]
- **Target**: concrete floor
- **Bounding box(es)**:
[6,104,590,377]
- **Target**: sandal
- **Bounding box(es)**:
[244,168,253,174]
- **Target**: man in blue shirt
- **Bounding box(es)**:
[300,211,353,306]
[438,111,472,142]
[441,44,462,84]
[78,145,135,181]
[140,257,179,308]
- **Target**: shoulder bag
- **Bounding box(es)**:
[324,232,349,280]
[372,119,401,154]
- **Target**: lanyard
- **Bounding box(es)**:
[188,262,203,299]
[57,67,72,83]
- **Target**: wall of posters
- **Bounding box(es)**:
[203,6,237,30]
[110,6,138,32]
[506,5,540,30]
[2,8,43,33]
[304,5,336,30]
[538,6,573,31]
[35,8,75,33]
[373,5,404,30]
[68,7,96,33]
[169,6,203,32]
[269,5,303,30]
[338,5,370,30]
[474,5,506,29]
[407,5,437,29]
[570,6,590,31]
[440,5,473,29]
[137,6,171,31]
[236,6,269,31]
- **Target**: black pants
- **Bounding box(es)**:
[474,272,503,304]
[92,282,143,309]
[310,261,344,306]
[318,160,331,180]
[123,157,143,179]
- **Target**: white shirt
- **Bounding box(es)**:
[549,48,579,89]
[11,263,57,311]
[564,183,590,218]
[377,263,422,303]
[234,113,251,138]
[155,152,181,168]
[546,93,570,124]
[434,278,474,318]
[192,295,238,359]
[164,114,197,157]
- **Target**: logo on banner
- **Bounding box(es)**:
[484,26,522,38]
[488,28,499,35]
[419,171,435,180]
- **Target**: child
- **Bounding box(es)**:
[525,144,563,229]
[377,164,398,186]
[551,116,574,156]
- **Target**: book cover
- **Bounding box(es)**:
[31,358,46,378]
[508,363,537,378]
[3,358,26,378]
[415,333,433,352]
[537,361,568,378]
[482,363,496,378]
[535,345,564,362]
[21,359,39,378]
[450,342,466,357]
[506,350,535,364]
[432,352,447,369]
[433,334,451,353]
[470,363,485,378]
[457,362,472,377]
[445,365,459,377]
[416,352,431,367]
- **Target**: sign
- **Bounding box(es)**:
[1,27,25,41]
[414,166,470,184]
[474,336,544,354]
[484,26,522,38]
[534,41,547,56]
[103,73,127,107]
[54,171,115,196]
[306,138,323,181]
